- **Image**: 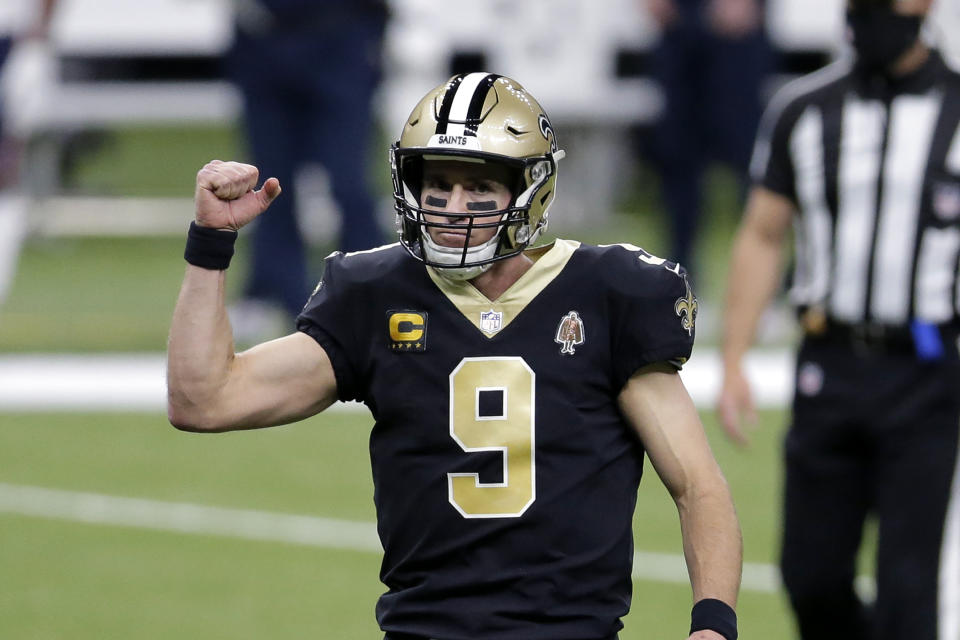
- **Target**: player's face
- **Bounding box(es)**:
[847,0,931,16]
[896,0,932,15]
[420,160,513,249]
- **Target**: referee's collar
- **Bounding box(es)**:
[852,49,946,98]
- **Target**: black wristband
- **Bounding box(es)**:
[184,221,238,270]
[690,598,737,640]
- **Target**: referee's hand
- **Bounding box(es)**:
[716,365,757,447]
[194,160,281,231]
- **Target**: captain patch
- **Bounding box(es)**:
[387,310,427,352]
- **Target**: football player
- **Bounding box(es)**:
[168,73,742,640]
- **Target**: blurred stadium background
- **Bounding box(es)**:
[2,0,957,637]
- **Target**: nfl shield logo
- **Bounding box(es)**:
[479,309,503,336]
[933,182,960,221]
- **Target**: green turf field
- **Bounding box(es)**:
[0,408,800,639]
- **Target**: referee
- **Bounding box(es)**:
[717,0,960,638]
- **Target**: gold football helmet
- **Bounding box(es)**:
[391,73,565,279]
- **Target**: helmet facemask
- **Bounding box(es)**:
[390,73,564,280]
[392,148,557,280]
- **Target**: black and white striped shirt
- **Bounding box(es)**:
[751,51,960,327]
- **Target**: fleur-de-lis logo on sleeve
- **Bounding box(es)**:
[674,277,698,337]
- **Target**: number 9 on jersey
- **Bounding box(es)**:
[448,357,536,518]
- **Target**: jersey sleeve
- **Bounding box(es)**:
[606,248,697,391]
[749,86,802,202]
[295,252,364,402]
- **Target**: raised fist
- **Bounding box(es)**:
[194,160,281,231]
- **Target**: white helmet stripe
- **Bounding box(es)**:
[444,73,494,138]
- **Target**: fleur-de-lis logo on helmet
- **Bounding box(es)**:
[538,114,558,153]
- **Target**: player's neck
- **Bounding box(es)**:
[890,40,930,77]
[468,253,535,301]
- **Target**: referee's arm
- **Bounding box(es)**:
[717,186,794,445]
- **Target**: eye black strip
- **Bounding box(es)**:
[465,74,501,136]
[424,195,447,208]
[435,74,465,135]
[466,200,498,211]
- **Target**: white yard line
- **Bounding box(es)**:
[0,349,794,412]
[0,482,381,552]
[1,353,880,600]
[0,482,782,593]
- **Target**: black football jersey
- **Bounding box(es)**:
[296,239,696,640]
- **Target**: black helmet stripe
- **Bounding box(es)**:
[464,74,501,136]
[434,74,465,135]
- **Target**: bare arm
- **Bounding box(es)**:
[167,161,338,432]
[716,186,794,444]
[618,364,742,639]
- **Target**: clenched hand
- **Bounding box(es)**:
[194,160,281,230]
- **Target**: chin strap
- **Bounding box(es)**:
[420,227,500,280]
[434,263,492,281]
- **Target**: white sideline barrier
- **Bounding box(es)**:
[7,0,868,221]
[12,0,957,148]
[0,348,794,412]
